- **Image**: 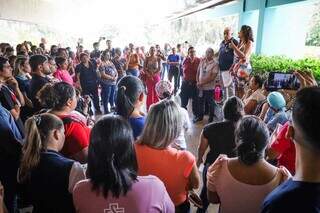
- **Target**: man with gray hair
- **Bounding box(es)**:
[195,47,219,123]
[218,27,239,99]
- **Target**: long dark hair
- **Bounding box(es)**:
[55,56,67,69]
[88,115,138,198]
[240,25,254,43]
[235,116,269,165]
[223,96,244,122]
[116,76,144,119]
[37,82,75,110]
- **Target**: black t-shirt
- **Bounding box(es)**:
[0,85,16,111]
[0,85,25,137]
[262,179,320,213]
[203,120,237,164]
[30,74,50,112]
[16,75,31,98]
[75,61,98,88]
[16,76,33,122]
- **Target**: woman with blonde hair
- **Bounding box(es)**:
[18,113,85,213]
[14,56,33,122]
[135,99,200,212]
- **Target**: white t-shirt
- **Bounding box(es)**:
[172,107,191,150]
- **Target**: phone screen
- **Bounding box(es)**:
[267,71,300,91]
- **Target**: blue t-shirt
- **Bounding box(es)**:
[129,116,145,140]
[167,54,180,70]
[218,38,238,71]
[262,178,320,212]
[0,103,23,212]
[264,108,289,132]
[0,103,23,142]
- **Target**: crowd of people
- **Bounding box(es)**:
[0,24,320,213]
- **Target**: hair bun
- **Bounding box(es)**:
[237,139,261,166]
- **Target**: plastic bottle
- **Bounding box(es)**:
[214,85,222,102]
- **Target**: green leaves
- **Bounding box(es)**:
[251,54,320,80]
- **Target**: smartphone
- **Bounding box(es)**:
[267,71,300,91]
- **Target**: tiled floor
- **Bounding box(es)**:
[183,98,220,213]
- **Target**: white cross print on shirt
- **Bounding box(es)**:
[104,203,125,213]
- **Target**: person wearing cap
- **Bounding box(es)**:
[155,80,191,150]
[264,91,289,132]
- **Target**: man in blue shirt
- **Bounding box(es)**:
[167,47,180,94]
[262,85,320,212]
[218,28,238,99]
[0,103,23,212]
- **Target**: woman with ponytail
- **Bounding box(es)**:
[116,75,145,140]
[37,82,90,163]
[73,115,174,213]
[18,113,85,213]
[206,116,290,213]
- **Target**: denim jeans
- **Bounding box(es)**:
[168,66,180,93]
[101,83,116,114]
[161,63,168,80]
[126,68,139,77]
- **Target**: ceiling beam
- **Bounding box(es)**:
[167,0,236,21]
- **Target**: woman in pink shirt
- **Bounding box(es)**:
[73,115,174,213]
[53,56,74,85]
[207,116,290,213]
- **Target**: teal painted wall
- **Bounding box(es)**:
[244,0,261,11]
[267,0,308,7]
[203,0,318,57]
[260,2,314,58]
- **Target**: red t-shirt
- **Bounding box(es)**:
[58,115,90,158]
[182,57,200,82]
[270,122,296,174]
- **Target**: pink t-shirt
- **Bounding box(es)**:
[53,69,74,85]
[73,175,174,213]
[207,157,290,213]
